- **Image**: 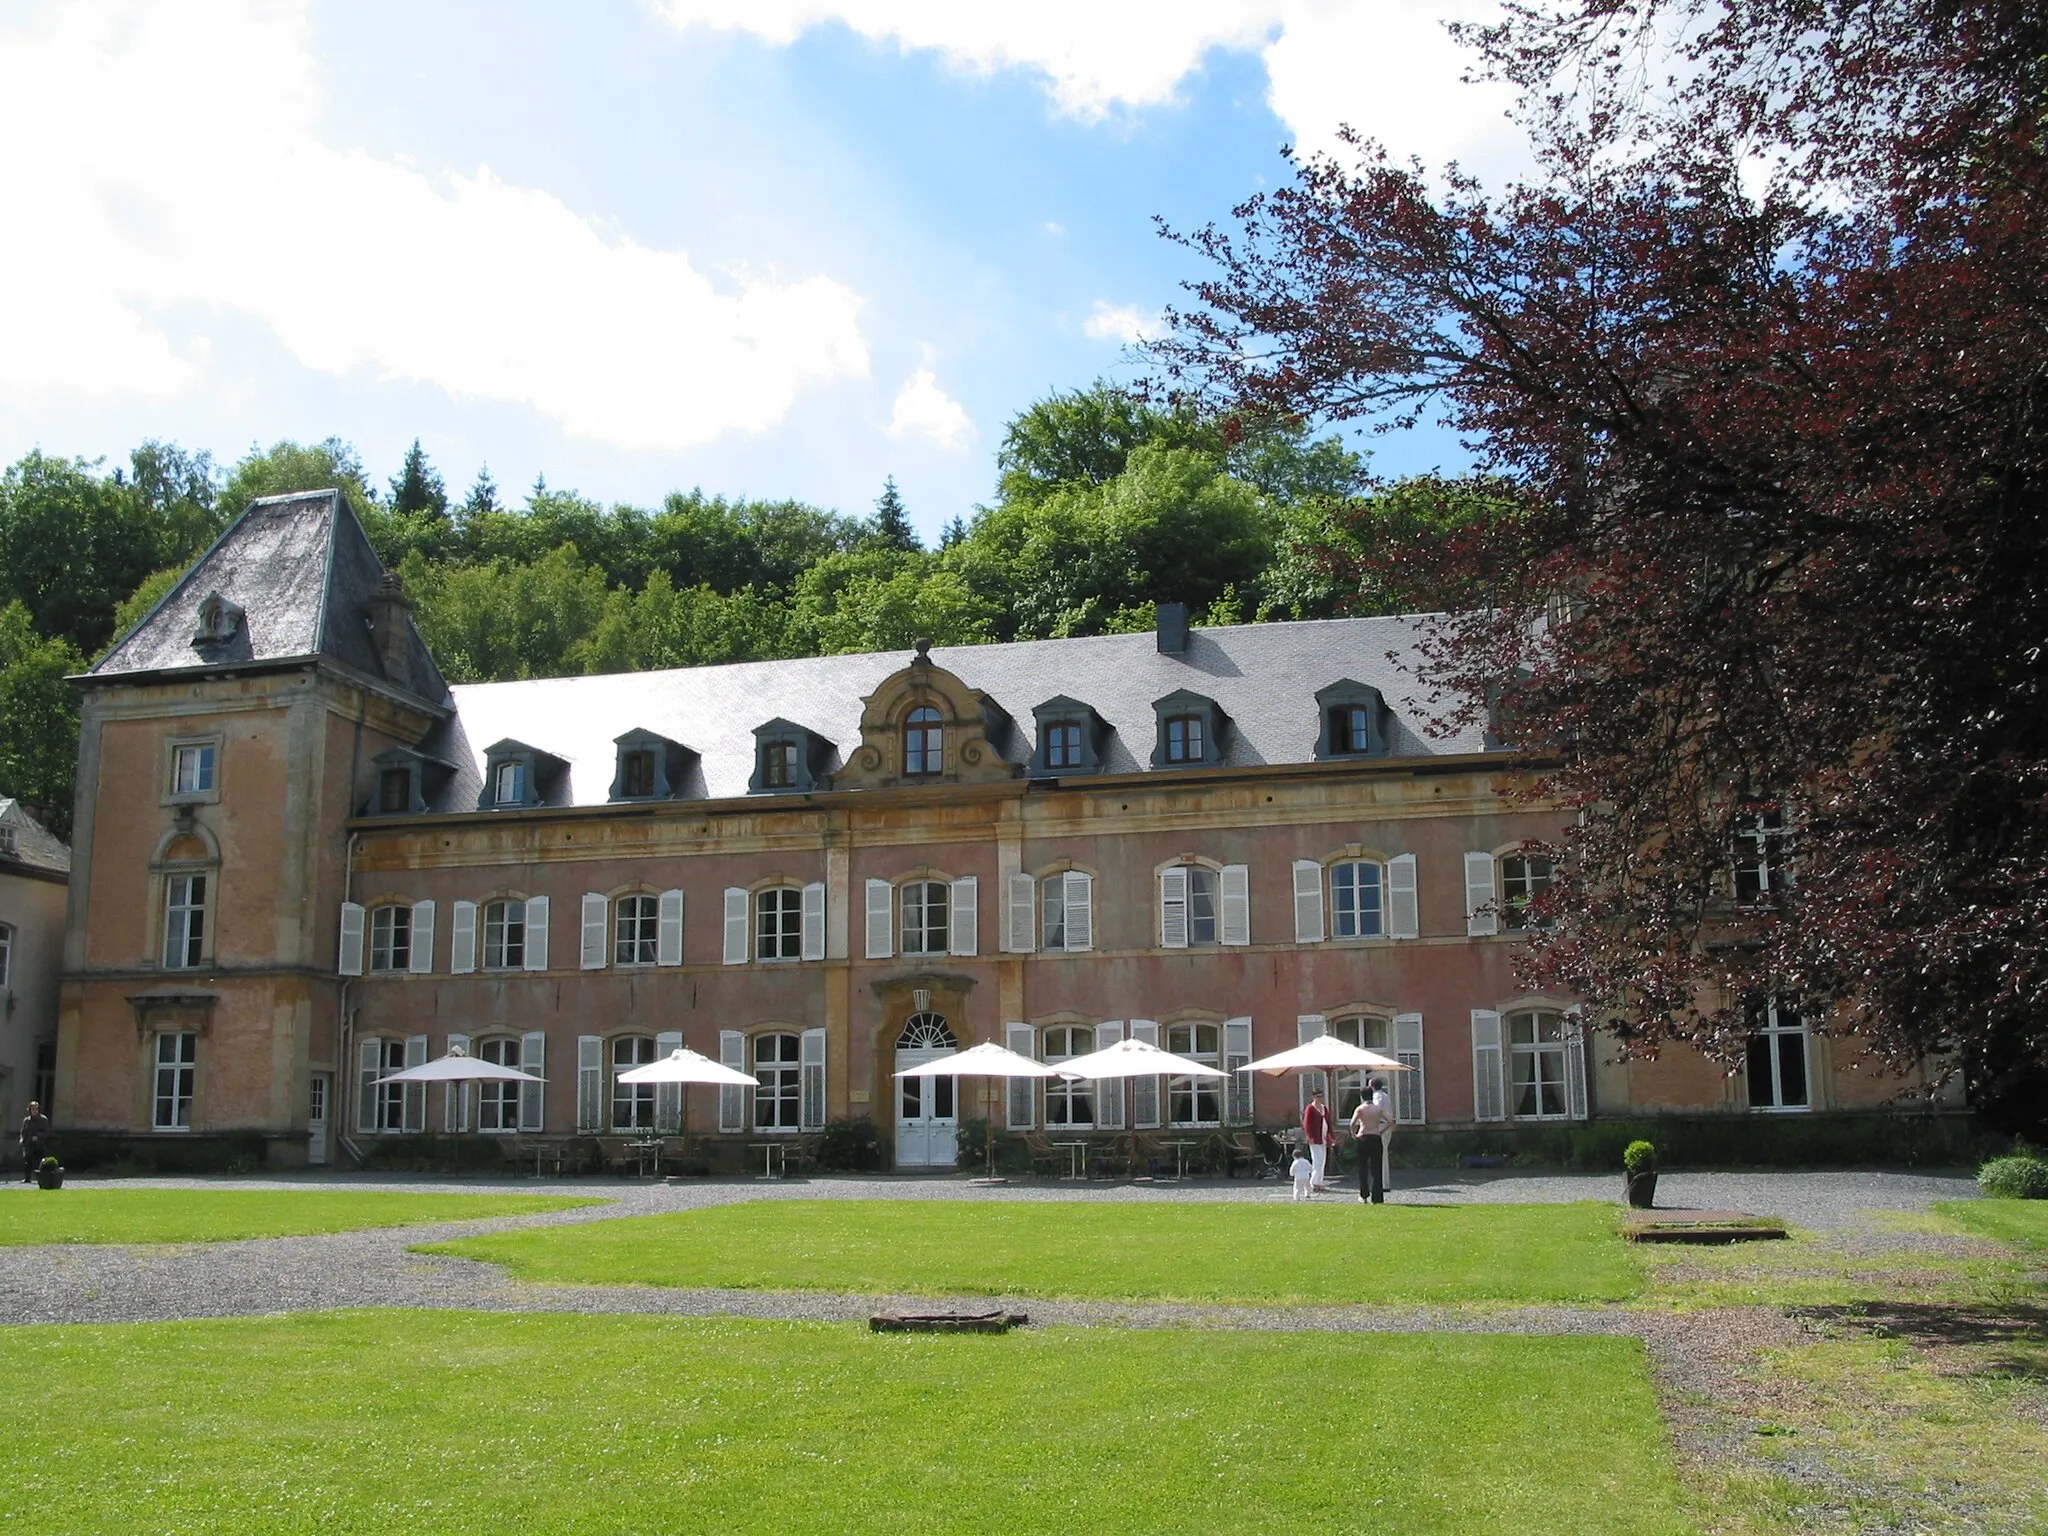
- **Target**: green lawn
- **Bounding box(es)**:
[427,1198,1642,1303]
[0,1311,1692,1535]
[1936,1197,2048,1254]
[0,1188,600,1245]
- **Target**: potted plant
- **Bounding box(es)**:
[35,1155,64,1191]
[1622,1140,1657,1208]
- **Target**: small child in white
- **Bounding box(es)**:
[1290,1150,1314,1201]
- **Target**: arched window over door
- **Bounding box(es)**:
[897,1013,957,1050]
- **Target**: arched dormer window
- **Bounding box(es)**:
[903,706,944,776]
[1314,680,1393,760]
[1149,690,1226,769]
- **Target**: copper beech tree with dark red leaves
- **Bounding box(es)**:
[1154,0,2048,1129]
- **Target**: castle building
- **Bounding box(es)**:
[2,798,69,1161]
[54,491,1940,1168]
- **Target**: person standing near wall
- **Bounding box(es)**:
[1302,1088,1337,1194]
[18,1100,51,1182]
[1349,1078,1394,1204]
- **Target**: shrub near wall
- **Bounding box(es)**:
[54,1132,271,1175]
[1377,1113,1990,1171]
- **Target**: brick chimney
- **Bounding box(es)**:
[365,573,415,690]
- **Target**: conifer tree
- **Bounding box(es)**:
[462,464,500,519]
[388,439,448,521]
[867,475,919,552]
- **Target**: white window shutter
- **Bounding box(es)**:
[1292,860,1325,943]
[1220,864,1251,946]
[1297,1014,1328,1112]
[657,889,685,966]
[1565,1008,1589,1121]
[722,887,748,965]
[519,1031,546,1131]
[801,882,826,961]
[1392,1012,1426,1124]
[1464,852,1498,936]
[1095,1021,1125,1129]
[580,892,608,969]
[1005,873,1036,953]
[1130,1019,1162,1129]
[1388,854,1419,939]
[1005,1022,1037,1129]
[1471,1009,1505,1122]
[655,1029,683,1133]
[1159,867,1189,949]
[800,1027,827,1130]
[523,896,550,972]
[402,1034,428,1131]
[356,1037,380,1133]
[409,900,436,974]
[1224,1016,1254,1124]
[576,1035,604,1132]
[450,899,477,974]
[864,878,893,958]
[1064,872,1093,952]
[949,875,978,957]
[718,1030,747,1132]
[337,901,365,976]
[444,1033,472,1132]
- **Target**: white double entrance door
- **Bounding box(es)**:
[895,1047,958,1168]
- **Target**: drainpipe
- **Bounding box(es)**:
[336,829,366,1168]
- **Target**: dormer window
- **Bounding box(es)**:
[378,768,412,814]
[620,750,656,799]
[476,739,564,811]
[608,730,693,803]
[749,718,830,795]
[1332,705,1371,754]
[1314,681,1393,760]
[764,742,797,788]
[0,825,16,859]
[1165,715,1204,762]
[1045,722,1082,768]
[191,590,244,644]
[1151,690,1226,769]
[904,707,943,776]
[363,746,441,817]
[494,760,525,806]
[1029,696,1107,777]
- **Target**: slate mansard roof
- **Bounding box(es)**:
[90,490,449,706]
[0,799,71,876]
[431,615,1490,811]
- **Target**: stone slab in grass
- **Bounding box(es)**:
[0,1311,1692,1535]
[0,1188,603,1245]
[1624,1210,1789,1244]
[426,1198,1644,1303]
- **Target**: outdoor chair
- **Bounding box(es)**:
[1020,1132,1064,1178]
[785,1133,821,1177]
[596,1136,642,1177]
[1223,1132,1264,1179]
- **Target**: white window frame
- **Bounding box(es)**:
[614,893,659,967]
[899,880,949,956]
[368,904,412,973]
[162,873,208,970]
[753,1031,803,1132]
[477,1035,525,1132]
[1507,1009,1573,1120]
[1163,1021,1223,1128]
[152,1030,196,1131]
[493,759,526,806]
[1042,1023,1098,1129]
[482,898,527,970]
[1733,808,1792,905]
[1499,854,1556,932]
[756,886,804,961]
[610,1035,658,1130]
[165,737,221,804]
[1329,860,1386,939]
[0,921,13,988]
[1746,998,1812,1113]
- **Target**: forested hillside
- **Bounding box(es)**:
[0,384,1502,836]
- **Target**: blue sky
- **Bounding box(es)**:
[0,1,1528,542]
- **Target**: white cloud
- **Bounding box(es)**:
[0,1,869,449]
[1082,301,1163,345]
[657,1,1525,174]
[886,367,974,449]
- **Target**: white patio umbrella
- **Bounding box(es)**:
[374,1044,544,1084]
[1055,1036,1231,1080]
[1239,1035,1411,1076]
[616,1046,760,1143]
[893,1042,1067,1182]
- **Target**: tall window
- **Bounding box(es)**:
[762,741,797,788]
[33,1040,55,1114]
[1747,999,1810,1111]
[172,742,216,796]
[754,1033,802,1130]
[620,750,657,798]
[478,1037,524,1131]
[482,900,526,969]
[1328,1015,1392,1117]
[1331,705,1371,754]
[1165,1022,1223,1126]
[900,881,949,955]
[1733,808,1790,905]
[1500,855,1555,930]
[1164,714,1204,763]
[377,767,412,813]
[1508,1010,1570,1119]
[0,922,11,988]
[611,1036,657,1129]
[756,887,802,961]
[1042,1025,1096,1127]
[493,760,525,806]
[1041,876,1071,950]
[1184,867,1219,946]
[153,1031,196,1130]
[1330,861,1384,938]
[364,1038,407,1131]
[904,706,943,776]
[1045,721,1082,769]
[615,895,658,966]
[163,874,207,969]
[369,905,412,972]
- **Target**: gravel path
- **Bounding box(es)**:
[0,1167,1980,1330]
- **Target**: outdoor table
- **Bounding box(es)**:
[749,1141,787,1180]
[530,1142,568,1179]
[1160,1139,1199,1182]
[627,1138,663,1178]
[1052,1140,1088,1180]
